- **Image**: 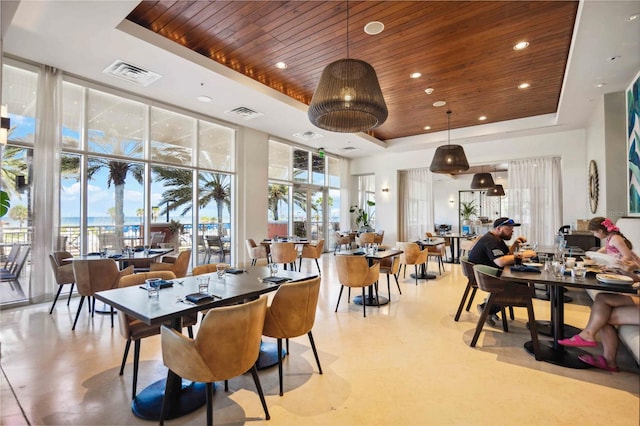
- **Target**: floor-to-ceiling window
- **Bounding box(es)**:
[0,59,237,306]
[267,140,341,249]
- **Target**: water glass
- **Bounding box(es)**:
[216,263,227,279]
[552,260,565,278]
[269,262,279,276]
[146,278,161,299]
[100,247,108,258]
[572,266,587,281]
[197,276,210,293]
[514,250,523,266]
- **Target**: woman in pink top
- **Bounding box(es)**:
[588,217,639,264]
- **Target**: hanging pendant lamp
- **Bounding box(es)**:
[486,184,506,196]
[470,166,495,189]
[308,0,388,133]
[429,110,469,174]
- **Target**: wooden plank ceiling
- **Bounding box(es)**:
[126,1,578,141]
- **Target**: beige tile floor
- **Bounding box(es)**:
[1,254,639,425]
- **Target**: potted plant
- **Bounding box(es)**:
[460,200,478,225]
[350,200,375,232]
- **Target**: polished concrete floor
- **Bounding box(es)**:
[1,254,639,425]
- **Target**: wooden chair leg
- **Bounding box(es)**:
[508,306,515,320]
[526,299,542,361]
[470,295,495,347]
[454,283,472,321]
[465,288,478,311]
[501,307,509,332]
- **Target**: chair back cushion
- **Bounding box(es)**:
[192,263,219,276]
[473,264,504,293]
[359,232,376,244]
[73,259,133,296]
[49,251,75,285]
[335,255,379,287]
[271,242,297,263]
[263,277,321,339]
[161,296,267,383]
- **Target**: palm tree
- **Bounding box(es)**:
[268,184,288,221]
[8,205,28,227]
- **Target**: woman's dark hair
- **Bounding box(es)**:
[588,217,632,249]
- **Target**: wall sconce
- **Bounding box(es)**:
[449,199,455,204]
[382,187,389,193]
[1,105,10,145]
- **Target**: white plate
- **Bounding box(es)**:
[585,251,617,267]
[596,273,635,285]
[523,262,543,268]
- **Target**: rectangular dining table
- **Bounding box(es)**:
[499,267,638,369]
[94,267,317,421]
[336,248,403,306]
[65,248,174,268]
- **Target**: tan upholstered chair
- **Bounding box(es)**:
[270,242,297,271]
[379,255,401,300]
[150,249,191,278]
[117,271,197,399]
[298,239,324,274]
[455,256,479,322]
[333,232,352,253]
[471,265,541,359]
[71,259,134,330]
[374,230,384,245]
[245,238,268,266]
[358,232,376,247]
[397,242,429,285]
[160,297,270,426]
[262,277,322,396]
[427,243,446,275]
[192,263,227,276]
[48,251,75,314]
[334,255,380,317]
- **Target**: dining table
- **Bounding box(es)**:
[499,266,638,369]
[439,233,472,264]
[65,248,174,268]
[414,238,445,280]
[94,266,317,421]
[336,247,403,306]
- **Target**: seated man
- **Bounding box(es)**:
[468,217,536,325]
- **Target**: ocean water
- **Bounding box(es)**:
[59,217,230,231]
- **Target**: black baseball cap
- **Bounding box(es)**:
[493,217,521,228]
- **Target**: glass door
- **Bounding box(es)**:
[292,186,325,242]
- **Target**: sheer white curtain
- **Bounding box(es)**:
[357,174,375,227]
[507,157,562,246]
[399,168,433,241]
[31,65,62,302]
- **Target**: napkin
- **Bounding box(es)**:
[226,268,245,274]
[108,254,123,259]
[185,293,214,303]
[510,265,541,273]
[262,276,290,284]
[138,280,173,290]
[352,251,366,255]
[148,249,164,254]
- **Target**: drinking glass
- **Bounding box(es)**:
[197,276,210,293]
[100,247,108,258]
[514,249,523,266]
[269,262,279,276]
[552,260,565,278]
[216,263,227,279]
[146,278,161,298]
[572,266,587,281]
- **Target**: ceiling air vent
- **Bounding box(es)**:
[103,60,162,87]
[224,106,263,120]
[293,131,323,140]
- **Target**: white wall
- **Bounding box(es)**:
[351,129,589,246]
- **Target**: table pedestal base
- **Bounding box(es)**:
[528,320,581,337]
[256,340,287,370]
[132,379,207,420]
[353,295,389,306]
[410,272,436,280]
[524,341,590,369]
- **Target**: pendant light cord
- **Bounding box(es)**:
[446,110,452,146]
[346,0,350,59]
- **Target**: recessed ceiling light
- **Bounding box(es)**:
[433,101,447,107]
[364,21,385,35]
[518,83,530,89]
[410,72,422,79]
[478,116,487,121]
[424,126,431,130]
[513,41,529,50]
[425,88,434,95]
[275,62,287,69]
[626,13,638,21]
[197,95,212,103]
[595,82,606,88]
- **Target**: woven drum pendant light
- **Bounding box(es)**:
[487,184,506,196]
[470,166,495,189]
[429,110,469,174]
[308,1,388,133]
